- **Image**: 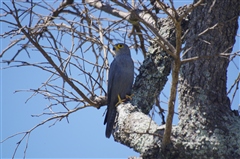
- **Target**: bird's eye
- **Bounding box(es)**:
[118,44,123,48]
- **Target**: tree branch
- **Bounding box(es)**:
[115,103,165,158]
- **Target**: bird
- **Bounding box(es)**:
[104,43,134,138]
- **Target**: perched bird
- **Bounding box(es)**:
[104,43,134,138]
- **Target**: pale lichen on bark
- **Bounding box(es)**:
[114,103,165,158]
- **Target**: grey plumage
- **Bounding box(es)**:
[104,43,134,138]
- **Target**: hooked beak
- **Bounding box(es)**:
[113,46,117,51]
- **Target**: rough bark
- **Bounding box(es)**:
[131,18,174,114]
[173,0,240,158]
[131,5,190,114]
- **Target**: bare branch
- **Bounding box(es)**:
[9,1,98,107]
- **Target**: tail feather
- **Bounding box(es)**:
[105,107,116,138]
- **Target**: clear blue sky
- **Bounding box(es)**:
[1,1,239,159]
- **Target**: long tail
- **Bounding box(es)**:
[104,107,116,138]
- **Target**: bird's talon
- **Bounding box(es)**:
[125,94,134,100]
[115,95,124,106]
[115,94,134,107]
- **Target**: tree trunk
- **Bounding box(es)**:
[174,0,240,158]
[114,1,240,158]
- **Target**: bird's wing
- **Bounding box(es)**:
[104,58,119,137]
[107,58,118,106]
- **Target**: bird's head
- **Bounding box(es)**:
[113,43,131,57]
